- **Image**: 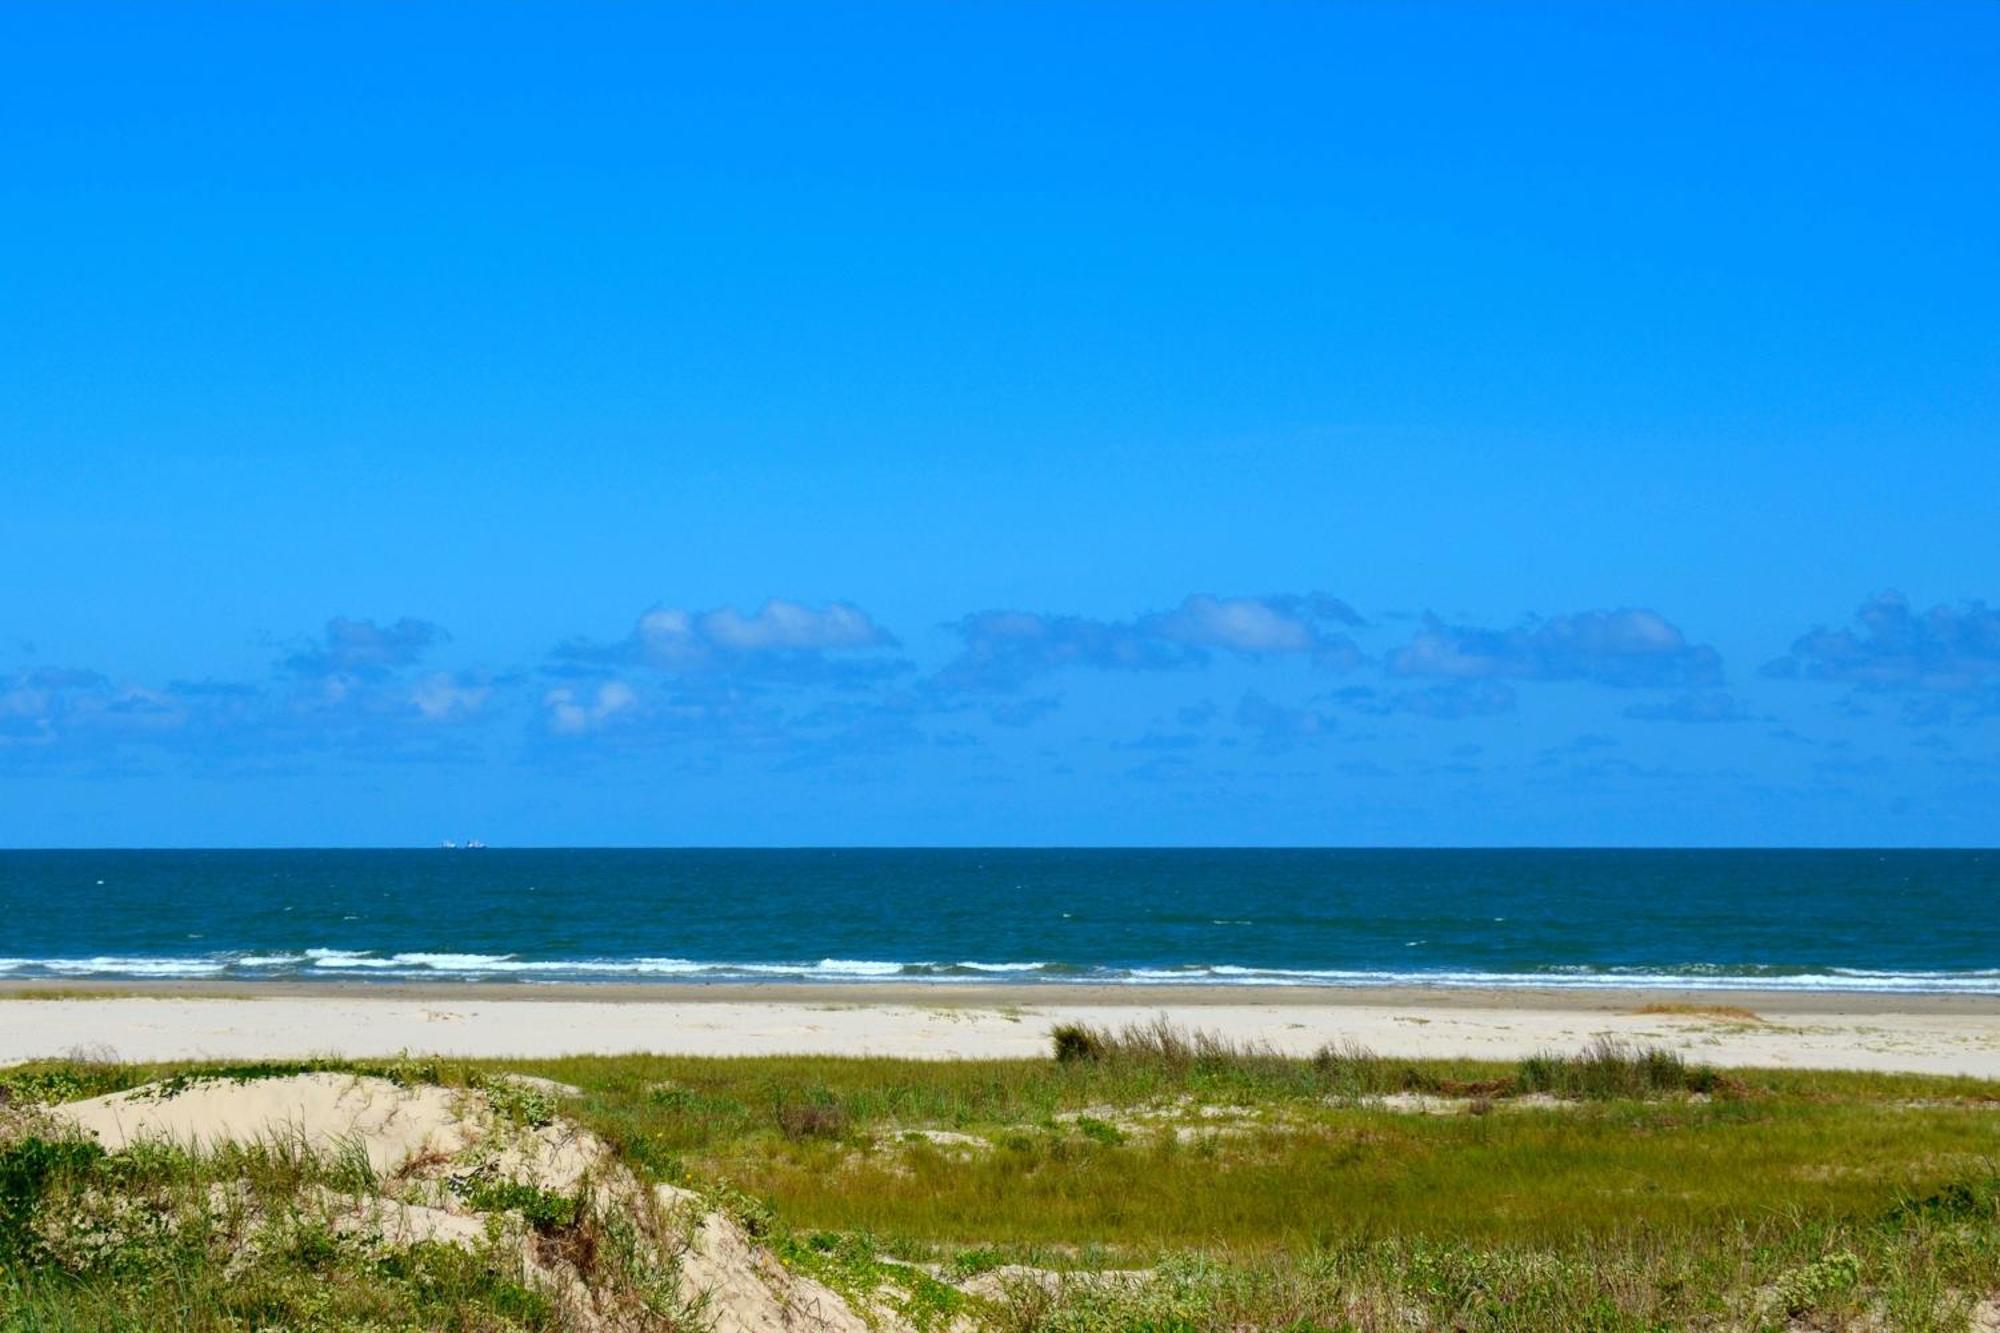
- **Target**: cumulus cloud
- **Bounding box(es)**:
[1,668,104,744]
[1144,593,1362,658]
[636,601,889,662]
[554,599,901,687]
[539,675,878,755]
[0,668,199,748]
[936,611,1191,692]
[1388,609,1722,690]
[3,614,496,772]
[544,681,639,735]
[284,617,447,677]
[411,672,493,723]
[1764,592,2000,703]
[937,593,1362,693]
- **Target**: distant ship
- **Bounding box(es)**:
[438,839,488,849]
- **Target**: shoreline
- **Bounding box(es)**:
[3,977,1999,1016]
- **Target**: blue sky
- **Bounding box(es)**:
[2,2,1995,846]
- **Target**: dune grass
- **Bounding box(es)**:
[4,1027,2000,1329]
[0,1132,567,1332]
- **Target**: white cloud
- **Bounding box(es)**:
[545,680,639,735]
[699,600,888,653]
[560,598,901,684]
[412,673,492,723]
[1150,595,1317,654]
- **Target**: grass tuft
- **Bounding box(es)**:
[775,1092,851,1141]
[1050,1023,1106,1064]
[1634,1002,1766,1023]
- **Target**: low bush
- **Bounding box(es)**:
[1,1136,107,1262]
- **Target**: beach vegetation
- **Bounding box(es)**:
[4,1029,2000,1329]
[772,1089,851,1141]
[1049,1022,1106,1064]
[476,1075,564,1130]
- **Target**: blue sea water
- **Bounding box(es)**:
[0,849,1993,992]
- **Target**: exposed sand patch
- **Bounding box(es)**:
[899,1128,992,1153]
[954,1264,1154,1302]
[1363,1090,1577,1116]
[49,1073,474,1175]
[661,1183,877,1333]
[1052,1096,1272,1141]
[6,992,1997,1076]
[493,1071,584,1097]
[314,1185,492,1248]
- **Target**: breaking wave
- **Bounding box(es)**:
[1,952,1996,993]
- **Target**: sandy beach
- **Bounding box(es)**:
[5,982,1998,1077]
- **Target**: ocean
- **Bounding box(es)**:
[0,848,1992,993]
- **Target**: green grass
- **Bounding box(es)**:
[4,1031,2000,1330]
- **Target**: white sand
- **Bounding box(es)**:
[5,991,1999,1077]
[50,1071,474,1174]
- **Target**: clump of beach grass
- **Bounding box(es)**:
[1050,1023,1107,1065]
[1049,1015,1286,1072]
[1046,1020,1720,1103]
[1517,1035,1729,1099]
[774,1089,852,1141]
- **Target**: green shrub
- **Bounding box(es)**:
[449,1174,582,1233]
[480,1077,560,1129]
[0,1136,105,1262]
[647,1082,699,1109]
[1073,1116,1126,1146]
[0,1061,131,1107]
[1776,1250,1861,1316]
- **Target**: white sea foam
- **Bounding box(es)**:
[41,957,228,978]
[388,952,519,969]
[305,949,402,969]
[810,959,909,976]
[2,951,1997,993]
